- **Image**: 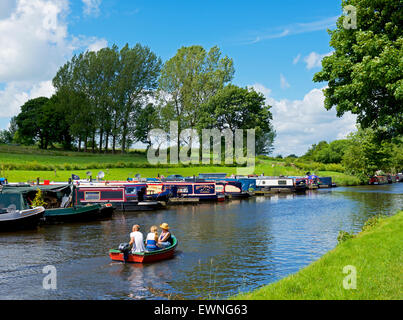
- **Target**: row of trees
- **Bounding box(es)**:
[301,126,402,178]
[1,44,275,155]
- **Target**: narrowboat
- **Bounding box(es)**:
[369,175,388,185]
[3,184,115,223]
[197,174,254,198]
[75,182,166,211]
[318,177,333,188]
[293,177,308,192]
[0,186,45,231]
[161,181,218,201]
[109,236,178,263]
[255,176,295,192]
[215,180,250,199]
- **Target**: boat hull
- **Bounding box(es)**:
[43,204,105,223]
[111,201,166,212]
[0,207,44,232]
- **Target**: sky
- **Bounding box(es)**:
[0,0,357,156]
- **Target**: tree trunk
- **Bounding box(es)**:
[104,132,109,153]
[99,128,103,153]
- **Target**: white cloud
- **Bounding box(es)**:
[304,51,333,70]
[82,0,101,16]
[249,83,272,97]
[0,0,106,121]
[243,16,338,45]
[280,74,290,89]
[251,83,357,156]
[293,54,301,65]
[0,0,71,83]
[87,38,108,52]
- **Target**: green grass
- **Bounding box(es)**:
[232,211,403,300]
[0,145,361,185]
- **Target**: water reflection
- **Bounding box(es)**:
[0,183,401,299]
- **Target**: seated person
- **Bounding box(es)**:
[145,225,160,251]
[158,223,173,248]
[129,224,146,253]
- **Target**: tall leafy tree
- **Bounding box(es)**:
[158,45,235,146]
[15,97,50,148]
[313,0,403,139]
[199,84,275,155]
[115,44,162,153]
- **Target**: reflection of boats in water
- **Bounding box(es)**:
[109,236,178,263]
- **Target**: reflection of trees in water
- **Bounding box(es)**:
[332,187,402,232]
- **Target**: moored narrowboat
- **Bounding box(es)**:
[255,176,295,193]
[161,181,218,201]
[75,182,165,211]
[369,175,388,185]
[0,188,45,231]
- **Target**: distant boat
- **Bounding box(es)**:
[109,236,178,263]
[0,189,44,231]
[369,175,388,185]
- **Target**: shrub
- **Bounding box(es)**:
[337,230,355,244]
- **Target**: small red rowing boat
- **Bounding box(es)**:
[109,236,178,263]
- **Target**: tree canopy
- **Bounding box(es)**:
[313,0,403,139]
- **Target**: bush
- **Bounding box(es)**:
[337,231,355,244]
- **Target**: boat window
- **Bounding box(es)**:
[177,186,189,194]
[0,194,22,212]
[84,191,100,201]
[125,187,137,195]
[278,180,287,185]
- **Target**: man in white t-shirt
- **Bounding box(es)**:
[129,224,146,253]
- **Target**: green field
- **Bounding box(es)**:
[0,145,360,185]
[232,211,403,300]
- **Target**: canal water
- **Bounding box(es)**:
[0,184,402,300]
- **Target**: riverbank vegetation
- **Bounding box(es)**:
[233,211,403,300]
[0,144,360,185]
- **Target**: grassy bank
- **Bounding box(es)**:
[233,211,403,300]
[0,145,361,185]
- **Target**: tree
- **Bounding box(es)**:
[115,44,162,153]
[133,103,161,149]
[199,84,275,155]
[15,97,52,148]
[313,0,403,139]
[158,45,235,147]
[342,127,394,179]
[0,117,17,144]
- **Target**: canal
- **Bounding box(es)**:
[0,183,402,299]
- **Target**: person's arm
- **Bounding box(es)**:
[129,235,134,247]
[158,232,170,243]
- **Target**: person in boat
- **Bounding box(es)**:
[145,225,160,251]
[158,223,173,248]
[129,224,146,253]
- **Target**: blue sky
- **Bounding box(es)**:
[0,0,357,155]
